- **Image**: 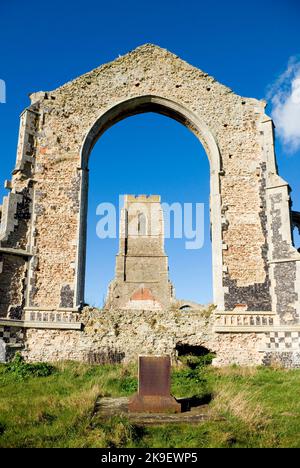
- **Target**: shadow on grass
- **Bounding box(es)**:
[178,393,213,412]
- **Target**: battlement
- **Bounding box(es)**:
[125,195,161,204]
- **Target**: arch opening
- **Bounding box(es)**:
[77,95,224,310]
[81,96,221,172]
[137,212,147,236]
[292,211,300,251]
[293,226,300,251]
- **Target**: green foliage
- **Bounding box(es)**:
[172,349,215,398]
[106,368,138,395]
[119,376,138,394]
[96,416,142,448]
[178,352,215,369]
[4,353,55,381]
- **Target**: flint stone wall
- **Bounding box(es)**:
[21,307,265,366]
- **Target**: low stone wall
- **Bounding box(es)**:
[21,307,266,366]
[0,324,25,362]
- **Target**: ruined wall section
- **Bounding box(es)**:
[222,145,272,310]
[27,145,80,309]
[0,109,38,248]
[20,307,266,366]
[2,305,299,368]
[262,118,300,325]
[24,90,82,309]
[268,186,300,324]
[0,107,39,317]
[0,254,27,318]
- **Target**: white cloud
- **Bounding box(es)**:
[267,56,300,153]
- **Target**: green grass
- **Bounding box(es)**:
[0,355,300,448]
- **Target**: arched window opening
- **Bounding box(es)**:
[292,211,300,251]
[138,212,147,235]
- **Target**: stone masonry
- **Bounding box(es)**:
[0,44,300,367]
[105,195,175,310]
[21,306,265,367]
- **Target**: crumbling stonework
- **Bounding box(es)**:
[0,323,24,362]
[0,44,300,366]
[21,307,266,367]
[0,254,27,318]
[22,307,300,368]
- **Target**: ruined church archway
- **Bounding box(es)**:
[0,44,299,332]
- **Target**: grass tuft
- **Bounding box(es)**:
[4,353,55,381]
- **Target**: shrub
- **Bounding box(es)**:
[5,353,55,380]
[178,352,215,369]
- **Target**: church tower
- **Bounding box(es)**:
[105,195,175,310]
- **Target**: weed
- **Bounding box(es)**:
[4,353,55,381]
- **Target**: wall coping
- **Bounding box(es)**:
[0,318,82,330]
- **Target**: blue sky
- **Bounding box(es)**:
[0,0,299,306]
